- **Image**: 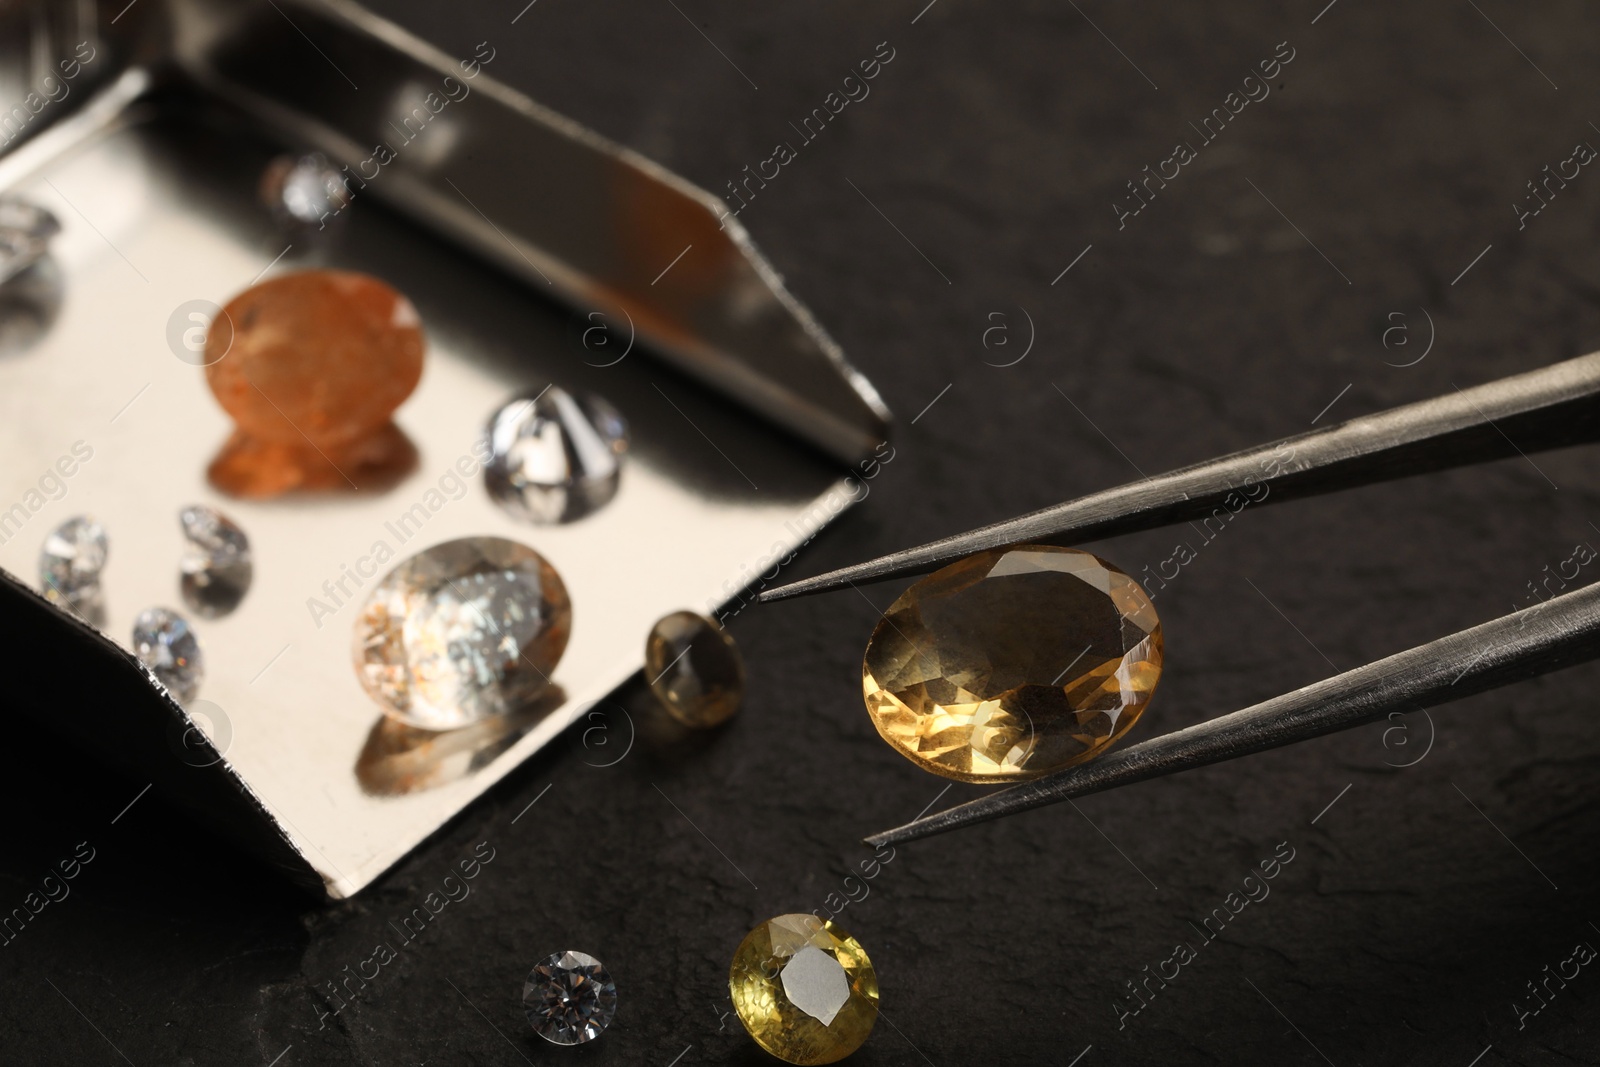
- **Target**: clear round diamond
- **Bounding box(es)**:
[39,515,108,625]
[179,504,253,618]
[0,195,61,285]
[484,387,629,524]
[353,537,571,731]
[259,152,352,227]
[132,607,203,704]
[523,950,617,1045]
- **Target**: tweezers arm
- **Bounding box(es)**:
[867,577,1600,845]
[770,351,1600,599]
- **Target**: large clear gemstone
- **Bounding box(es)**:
[484,387,629,524]
[39,515,108,626]
[131,607,203,704]
[523,950,617,1045]
[179,504,253,618]
[729,914,878,1065]
[353,537,571,731]
[862,545,1162,782]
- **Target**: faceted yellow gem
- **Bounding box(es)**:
[729,914,879,1065]
[862,545,1161,783]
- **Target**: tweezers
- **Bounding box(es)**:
[755,351,1600,845]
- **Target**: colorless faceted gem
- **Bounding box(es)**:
[0,195,61,286]
[353,537,571,731]
[484,386,629,524]
[523,950,617,1045]
[39,515,108,627]
[259,152,352,229]
[179,504,253,618]
[132,607,203,704]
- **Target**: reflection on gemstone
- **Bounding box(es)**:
[484,386,629,524]
[523,950,618,1045]
[730,914,878,1065]
[645,611,744,727]
[132,607,203,704]
[0,196,61,286]
[353,537,571,731]
[259,152,352,229]
[0,253,62,357]
[39,515,108,628]
[207,422,419,499]
[179,504,253,618]
[355,684,565,796]
[862,545,1162,783]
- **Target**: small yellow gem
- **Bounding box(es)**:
[729,914,879,1065]
[862,545,1162,782]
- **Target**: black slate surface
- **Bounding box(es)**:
[5,1,1600,1064]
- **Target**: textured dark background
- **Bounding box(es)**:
[6,1,1600,1063]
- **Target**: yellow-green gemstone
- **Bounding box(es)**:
[861,544,1162,783]
[729,914,879,1065]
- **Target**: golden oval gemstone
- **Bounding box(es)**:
[729,914,878,1065]
[862,545,1161,783]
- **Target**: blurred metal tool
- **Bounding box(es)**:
[867,577,1600,845]
[761,351,1600,601]
[751,351,1600,842]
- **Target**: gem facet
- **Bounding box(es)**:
[523,950,617,1045]
[132,607,204,704]
[484,387,629,524]
[179,504,253,618]
[353,537,571,731]
[645,610,744,727]
[862,545,1162,782]
[39,515,108,624]
[729,914,878,1066]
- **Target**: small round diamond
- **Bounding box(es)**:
[0,195,60,284]
[523,950,617,1045]
[353,537,570,731]
[132,607,203,704]
[484,387,629,524]
[39,515,108,622]
[259,152,352,227]
[179,504,253,618]
[730,915,878,1065]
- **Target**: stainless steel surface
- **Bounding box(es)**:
[761,350,1600,600]
[0,0,892,898]
[869,577,1600,846]
[168,0,891,465]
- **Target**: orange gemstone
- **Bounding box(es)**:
[206,423,418,499]
[202,271,425,497]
